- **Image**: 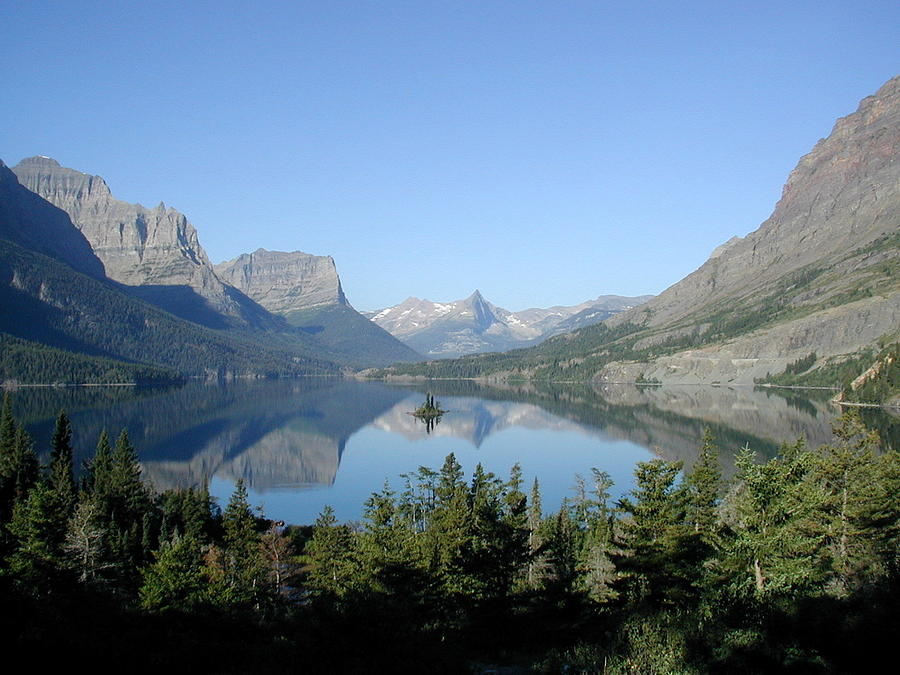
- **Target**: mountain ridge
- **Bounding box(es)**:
[7,156,418,369]
[366,290,652,358]
[375,75,900,385]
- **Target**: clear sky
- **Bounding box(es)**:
[2,1,898,311]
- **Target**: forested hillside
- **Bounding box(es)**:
[0,239,340,380]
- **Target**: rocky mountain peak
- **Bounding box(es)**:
[367,290,652,358]
[214,248,348,314]
[11,156,243,320]
[16,155,61,168]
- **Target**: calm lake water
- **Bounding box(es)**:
[8,378,891,526]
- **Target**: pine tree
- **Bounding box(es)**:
[809,410,883,596]
[722,440,823,598]
[615,459,688,605]
[221,478,266,606]
[685,428,722,538]
[305,505,358,598]
[576,469,618,602]
[7,480,69,589]
[139,533,208,612]
[543,500,577,592]
[46,410,77,529]
[526,477,546,589]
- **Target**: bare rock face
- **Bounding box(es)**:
[613,76,899,331]
[11,156,241,317]
[595,75,900,383]
[0,160,105,278]
[214,248,347,313]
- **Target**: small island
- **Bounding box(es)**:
[409,392,447,432]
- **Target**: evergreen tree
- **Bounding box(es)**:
[685,428,722,538]
[7,479,72,590]
[722,440,823,598]
[526,477,546,589]
[139,533,209,612]
[430,453,474,597]
[809,410,884,595]
[576,469,618,603]
[615,459,690,606]
[83,429,112,494]
[542,500,577,592]
[304,505,358,599]
[221,478,267,607]
[46,410,77,535]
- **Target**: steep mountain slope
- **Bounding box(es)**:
[380,75,899,384]
[12,156,256,327]
[0,160,105,279]
[366,290,650,358]
[215,248,348,312]
[0,160,349,380]
[215,248,420,365]
[10,157,417,367]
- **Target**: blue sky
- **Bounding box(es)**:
[2,1,898,311]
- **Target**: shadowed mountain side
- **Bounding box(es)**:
[0,161,105,278]
[12,156,249,322]
[284,303,421,367]
[0,239,339,377]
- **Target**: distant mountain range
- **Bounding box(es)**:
[378,75,900,388]
[5,75,897,390]
[1,156,419,382]
[364,290,652,358]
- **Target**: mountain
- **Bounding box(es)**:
[11,156,256,328]
[9,157,418,368]
[215,248,347,312]
[0,159,105,279]
[0,161,340,380]
[379,75,900,384]
[215,248,420,365]
[365,290,651,358]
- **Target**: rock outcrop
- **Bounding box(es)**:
[0,160,105,279]
[593,75,900,384]
[12,156,244,320]
[383,75,899,384]
[214,248,347,313]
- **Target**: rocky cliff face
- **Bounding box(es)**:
[383,75,898,384]
[0,160,105,279]
[608,75,900,334]
[214,248,348,313]
[367,290,650,358]
[12,156,244,320]
[591,75,900,384]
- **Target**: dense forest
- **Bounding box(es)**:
[0,239,343,382]
[1,393,898,673]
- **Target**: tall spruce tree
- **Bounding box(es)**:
[221,479,267,607]
[615,459,689,605]
[305,505,358,599]
[46,410,77,528]
[685,428,722,539]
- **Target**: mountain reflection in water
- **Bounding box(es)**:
[9,378,886,525]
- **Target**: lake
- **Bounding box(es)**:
[7,378,889,526]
